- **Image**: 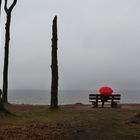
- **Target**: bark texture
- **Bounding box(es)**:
[50,16,59,109]
[2,0,17,102]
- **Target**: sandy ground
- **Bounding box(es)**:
[62,103,140,110]
[121,104,140,110]
[0,104,139,140]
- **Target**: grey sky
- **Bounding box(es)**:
[0,0,140,90]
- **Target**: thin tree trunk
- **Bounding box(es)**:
[0,0,4,109]
[2,0,17,102]
[50,16,59,109]
[2,13,11,102]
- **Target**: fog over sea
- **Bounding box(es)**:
[8,90,140,105]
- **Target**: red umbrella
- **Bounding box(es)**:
[99,86,113,96]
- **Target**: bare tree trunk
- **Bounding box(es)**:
[2,0,17,102]
[0,0,4,110]
[50,16,59,109]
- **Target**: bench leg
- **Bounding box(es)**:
[95,101,98,107]
[92,101,98,108]
[102,101,104,108]
[111,102,117,108]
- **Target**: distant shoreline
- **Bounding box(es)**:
[8,90,140,104]
[4,103,140,111]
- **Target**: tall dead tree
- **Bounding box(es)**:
[50,16,59,109]
[2,0,17,102]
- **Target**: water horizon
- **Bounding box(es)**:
[7,89,140,105]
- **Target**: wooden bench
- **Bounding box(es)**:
[89,94,121,108]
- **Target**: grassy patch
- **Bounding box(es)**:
[0,104,140,140]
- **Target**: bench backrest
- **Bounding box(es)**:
[89,94,121,100]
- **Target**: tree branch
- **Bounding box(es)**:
[9,0,17,12]
[4,0,17,13]
[4,0,8,13]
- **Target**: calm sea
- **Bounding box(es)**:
[8,90,140,105]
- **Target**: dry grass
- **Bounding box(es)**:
[0,103,140,140]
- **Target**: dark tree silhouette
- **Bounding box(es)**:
[0,0,4,108]
[50,16,59,109]
[2,0,17,102]
[0,89,4,111]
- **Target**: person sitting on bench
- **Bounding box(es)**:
[101,94,109,108]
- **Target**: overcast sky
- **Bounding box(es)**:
[0,0,140,90]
